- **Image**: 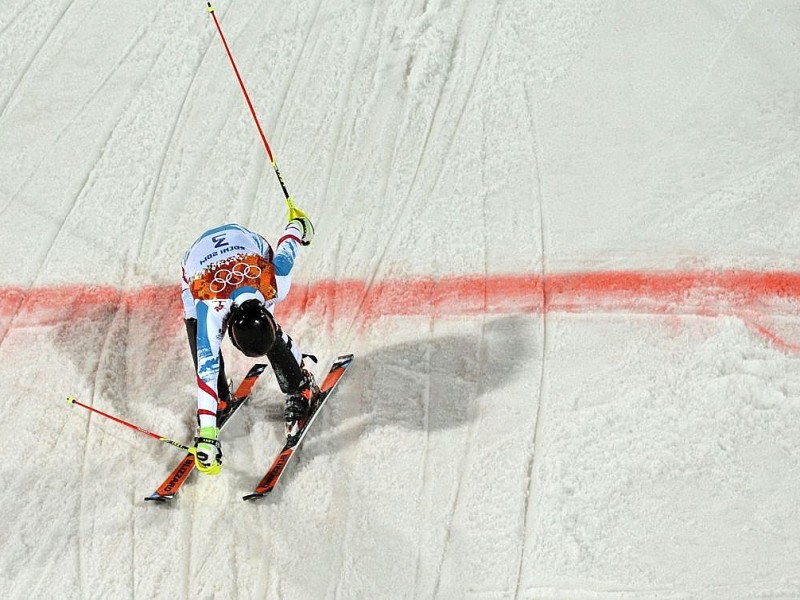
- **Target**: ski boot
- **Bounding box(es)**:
[284,369,320,444]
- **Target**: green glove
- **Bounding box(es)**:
[193,426,222,475]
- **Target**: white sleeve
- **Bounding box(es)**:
[181,265,197,319]
[272,226,301,303]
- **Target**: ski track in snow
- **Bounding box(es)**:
[314,4,371,229]
[237,0,325,224]
[514,71,549,600]
[674,0,756,125]
[0,0,77,123]
[319,5,385,597]
[77,298,124,597]
[413,3,483,597]
[131,44,211,277]
[0,1,162,220]
[338,2,440,343]
[0,3,28,39]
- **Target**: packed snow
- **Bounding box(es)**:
[1,1,799,598]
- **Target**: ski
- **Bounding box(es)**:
[145,362,268,502]
[243,353,354,501]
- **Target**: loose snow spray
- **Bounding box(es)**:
[206,2,307,222]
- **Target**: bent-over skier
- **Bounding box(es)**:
[180,218,317,475]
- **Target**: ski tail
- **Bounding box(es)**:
[145,363,268,502]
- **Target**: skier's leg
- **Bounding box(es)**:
[266,326,306,393]
[267,325,318,441]
[185,318,230,404]
[217,352,231,404]
[185,318,199,372]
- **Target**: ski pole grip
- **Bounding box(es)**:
[286,196,308,221]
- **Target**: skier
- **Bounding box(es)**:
[180,217,318,475]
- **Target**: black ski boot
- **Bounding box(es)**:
[284,369,320,443]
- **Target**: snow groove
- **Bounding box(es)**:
[316,4,383,598]
[675,0,756,123]
[241,0,326,223]
[0,3,27,38]
[129,15,221,280]
[513,73,548,600]
[411,317,434,599]
[0,0,77,123]
[341,0,472,346]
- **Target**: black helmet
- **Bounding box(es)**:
[229,299,276,357]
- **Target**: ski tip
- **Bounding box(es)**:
[66,396,77,405]
[243,490,271,501]
[144,493,173,503]
[331,354,354,370]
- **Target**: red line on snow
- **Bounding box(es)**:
[1,270,799,350]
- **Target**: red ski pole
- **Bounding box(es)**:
[67,396,191,451]
[206,2,306,221]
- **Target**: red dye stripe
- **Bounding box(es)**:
[281,270,800,320]
[1,271,799,347]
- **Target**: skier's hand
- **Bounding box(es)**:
[192,426,222,475]
[285,217,315,246]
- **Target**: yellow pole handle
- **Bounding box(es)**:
[286,196,308,221]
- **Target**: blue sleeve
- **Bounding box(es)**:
[273,239,298,276]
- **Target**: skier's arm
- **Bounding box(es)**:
[181,265,197,320]
[273,218,314,301]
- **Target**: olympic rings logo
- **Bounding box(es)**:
[209,263,262,293]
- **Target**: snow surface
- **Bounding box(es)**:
[2,0,800,598]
